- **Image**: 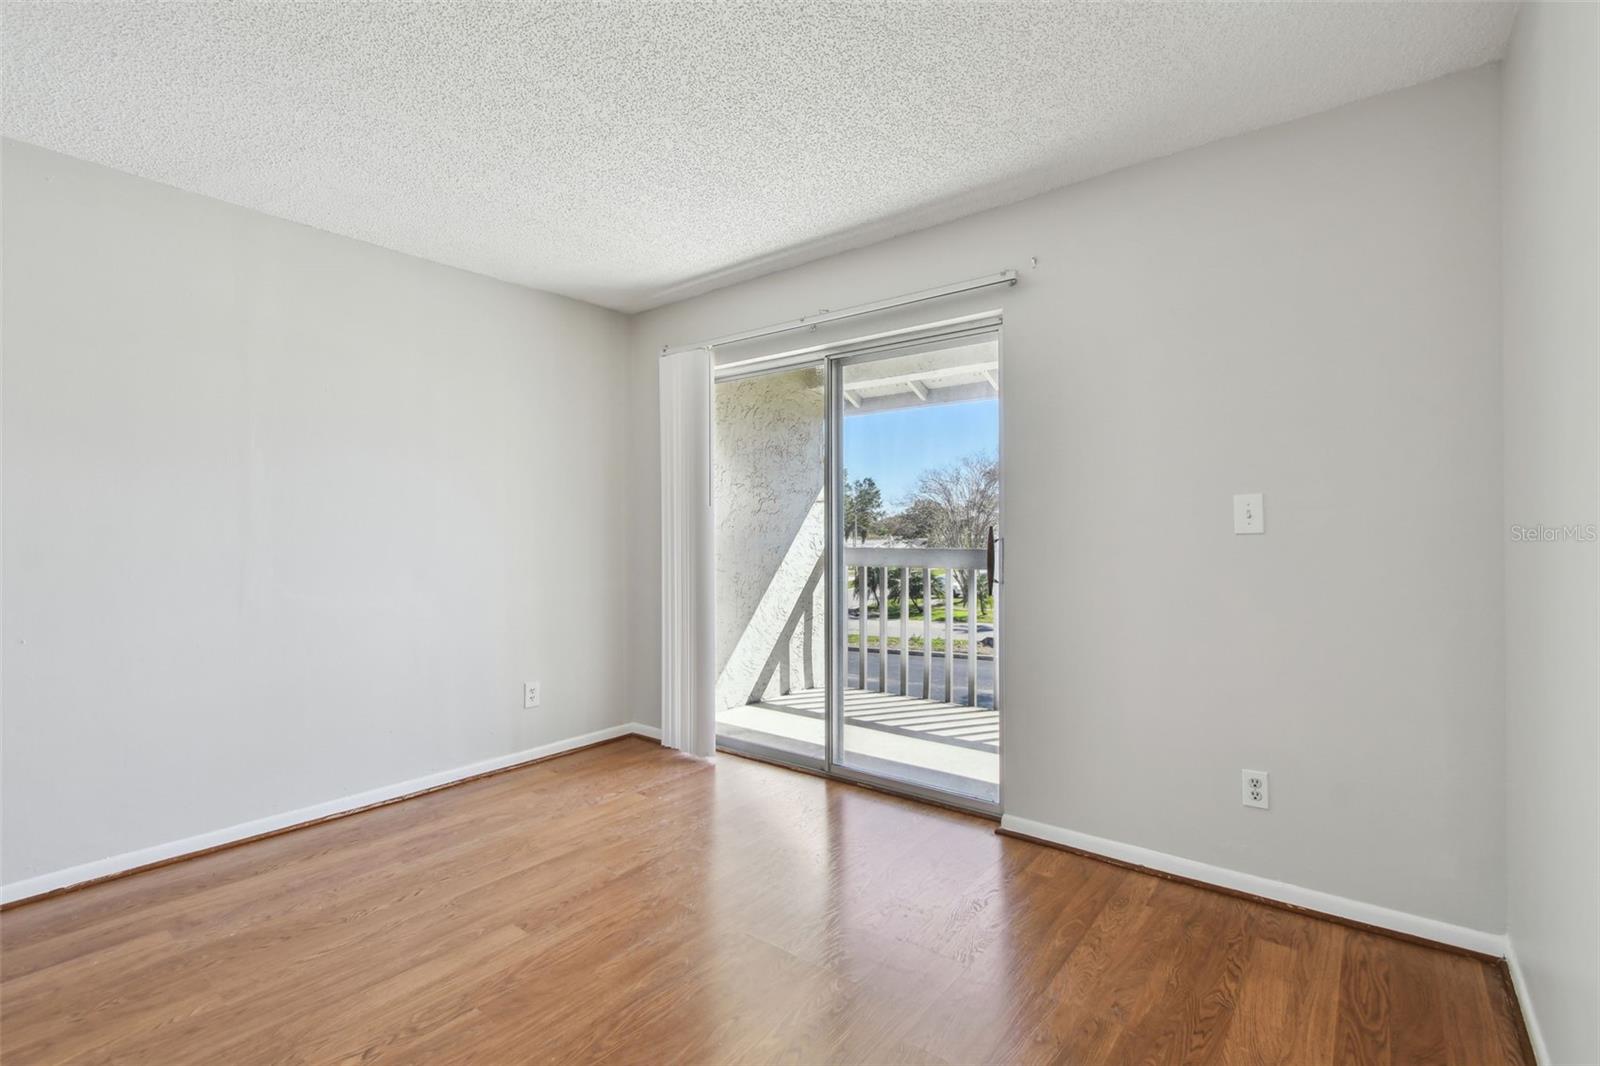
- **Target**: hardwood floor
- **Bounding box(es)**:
[0,736,1531,1064]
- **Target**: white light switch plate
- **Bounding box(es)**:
[1233,493,1264,534]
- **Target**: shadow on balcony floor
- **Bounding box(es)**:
[717,687,1000,804]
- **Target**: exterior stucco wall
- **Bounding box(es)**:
[713,367,826,711]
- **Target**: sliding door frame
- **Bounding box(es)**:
[714,318,1005,819]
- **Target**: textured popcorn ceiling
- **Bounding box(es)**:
[2,2,1514,311]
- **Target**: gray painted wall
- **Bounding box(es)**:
[628,68,1506,933]
[1501,4,1599,1062]
[2,141,634,884]
[5,40,1590,1039]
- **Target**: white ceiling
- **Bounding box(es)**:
[2,2,1516,312]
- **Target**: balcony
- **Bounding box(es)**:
[716,546,998,802]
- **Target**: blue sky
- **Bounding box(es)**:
[843,398,998,506]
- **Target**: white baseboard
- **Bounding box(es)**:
[2,722,661,906]
[1000,814,1507,958]
[1504,939,1549,1065]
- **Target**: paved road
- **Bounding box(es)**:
[846,646,995,709]
[849,610,995,647]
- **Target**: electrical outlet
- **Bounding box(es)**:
[524,681,541,709]
[1242,770,1269,809]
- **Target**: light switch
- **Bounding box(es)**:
[1233,493,1264,534]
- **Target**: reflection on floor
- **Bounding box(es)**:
[716,687,999,804]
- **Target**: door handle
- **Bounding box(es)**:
[987,526,997,583]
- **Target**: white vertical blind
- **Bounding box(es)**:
[658,347,716,757]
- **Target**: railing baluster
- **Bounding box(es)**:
[877,565,888,693]
[966,568,979,706]
[861,565,869,691]
[897,565,908,695]
[848,565,854,690]
[921,566,932,700]
[943,568,954,703]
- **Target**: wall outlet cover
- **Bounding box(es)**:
[1242,769,1270,809]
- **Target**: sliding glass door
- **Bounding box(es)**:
[713,325,1002,812]
[712,363,829,766]
[829,335,1001,807]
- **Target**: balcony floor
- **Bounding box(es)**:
[717,686,999,804]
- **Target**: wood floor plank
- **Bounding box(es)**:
[1109,887,1254,1066]
[1336,931,1397,1066]
[1280,915,1349,1064]
[0,738,1531,1065]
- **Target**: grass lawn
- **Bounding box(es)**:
[859,598,995,624]
[847,633,992,656]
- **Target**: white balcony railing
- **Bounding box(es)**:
[844,546,992,707]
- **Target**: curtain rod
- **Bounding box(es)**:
[659,270,1017,357]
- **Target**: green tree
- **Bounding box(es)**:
[905,453,998,550]
[903,453,999,608]
[843,474,883,545]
